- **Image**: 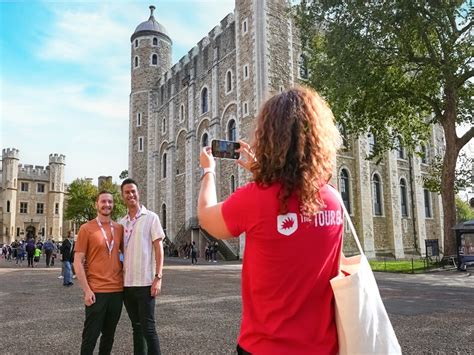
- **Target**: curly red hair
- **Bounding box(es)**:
[250,86,341,215]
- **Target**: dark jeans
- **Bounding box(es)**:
[124,286,161,355]
[81,292,123,355]
[45,250,52,266]
[27,253,34,267]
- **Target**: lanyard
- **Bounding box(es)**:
[124,207,142,249]
[96,218,115,257]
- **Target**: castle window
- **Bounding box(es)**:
[243,102,249,116]
[7,200,10,213]
[20,202,28,214]
[180,104,185,122]
[424,189,432,218]
[137,113,142,127]
[400,178,408,217]
[201,87,208,114]
[153,37,158,46]
[372,173,383,216]
[21,182,29,192]
[16,227,20,237]
[51,182,55,190]
[421,144,428,164]
[228,119,236,141]
[202,133,209,147]
[230,175,236,193]
[160,85,164,104]
[55,203,59,215]
[242,18,248,34]
[368,133,376,155]
[162,153,167,178]
[135,39,138,48]
[41,227,45,236]
[151,54,158,66]
[36,203,44,214]
[243,64,249,80]
[162,204,167,231]
[279,86,285,93]
[339,169,352,214]
[298,54,308,79]
[37,183,45,193]
[396,137,405,159]
[138,136,144,152]
[226,70,233,93]
[14,178,17,188]
[134,56,139,68]
[162,117,166,134]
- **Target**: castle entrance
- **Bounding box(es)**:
[25,225,36,239]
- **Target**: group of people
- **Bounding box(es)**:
[2,238,60,267]
[178,241,218,264]
[47,86,343,354]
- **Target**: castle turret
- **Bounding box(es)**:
[47,153,65,239]
[1,148,19,243]
[130,5,173,200]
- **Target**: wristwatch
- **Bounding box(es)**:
[154,273,162,280]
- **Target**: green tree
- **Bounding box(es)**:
[65,178,127,225]
[456,196,474,222]
[64,179,98,225]
[297,0,473,255]
[119,169,128,180]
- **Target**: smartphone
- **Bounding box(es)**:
[211,139,240,159]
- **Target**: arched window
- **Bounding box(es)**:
[162,117,166,134]
[134,56,139,68]
[6,200,10,213]
[162,153,167,178]
[400,178,408,217]
[162,204,167,231]
[153,37,158,46]
[151,54,158,65]
[201,133,208,147]
[226,70,232,93]
[134,39,138,48]
[179,104,185,121]
[339,169,351,214]
[228,119,236,141]
[230,175,236,193]
[372,174,382,216]
[397,137,405,159]
[424,189,432,218]
[201,87,208,114]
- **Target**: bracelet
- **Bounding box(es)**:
[200,169,216,181]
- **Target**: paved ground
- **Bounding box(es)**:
[0,257,472,354]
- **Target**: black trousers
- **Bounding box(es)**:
[27,253,34,267]
[237,344,251,355]
[124,286,161,355]
[45,250,52,266]
[81,292,123,355]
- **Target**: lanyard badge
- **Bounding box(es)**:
[96,218,115,257]
[124,207,142,249]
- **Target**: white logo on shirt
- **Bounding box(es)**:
[277,213,298,236]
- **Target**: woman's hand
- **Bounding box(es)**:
[237,140,256,172]
[200,146,216,170]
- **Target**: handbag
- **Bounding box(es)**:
[328,186,402,355]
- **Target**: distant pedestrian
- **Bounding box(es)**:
[212,242,218,262]
[25,239,35,267]
[43,238,54,267]
[191,241,198,265]
[34,246,42,266]
[60,231,74,287]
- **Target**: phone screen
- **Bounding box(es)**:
[211,139,240,160]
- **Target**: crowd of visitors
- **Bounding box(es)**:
[1,237,62,267]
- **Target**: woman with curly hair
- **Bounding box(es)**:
[198,86,342,354]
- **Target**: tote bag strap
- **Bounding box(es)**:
[326,185,364,256]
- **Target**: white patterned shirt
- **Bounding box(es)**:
[119,206,164,287]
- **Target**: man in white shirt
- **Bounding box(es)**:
[120,178,164,355]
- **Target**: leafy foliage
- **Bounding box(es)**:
[456,196,474,222]
[119,169,128,179]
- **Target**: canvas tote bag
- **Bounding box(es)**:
[328,186,402,355]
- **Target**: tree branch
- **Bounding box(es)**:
[456,69,474,87]
[457,126,474,151]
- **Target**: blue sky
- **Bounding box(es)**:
[1,0,234,184]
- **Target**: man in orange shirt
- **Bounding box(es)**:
[74,190,124,355]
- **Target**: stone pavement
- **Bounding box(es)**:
[0,257,472,354]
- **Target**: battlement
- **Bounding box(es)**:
[49,153,66,165]
[2,148,20,160]
[156,12,235,94]
[18,164,50,180]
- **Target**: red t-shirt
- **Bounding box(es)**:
[222,183,342,354]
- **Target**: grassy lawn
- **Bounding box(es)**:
[369,259,440,273]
